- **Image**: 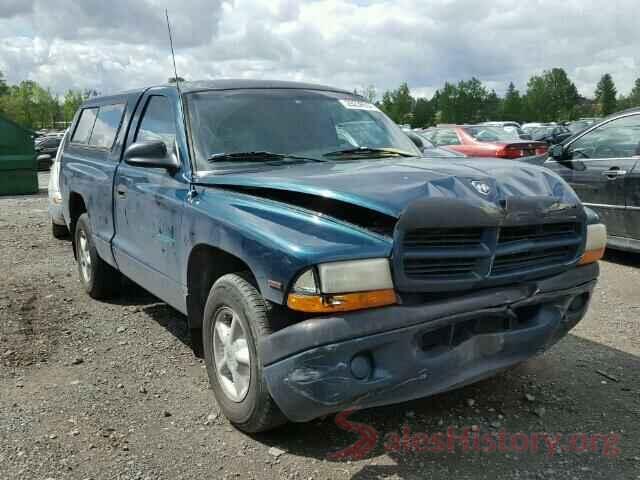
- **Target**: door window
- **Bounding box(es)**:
[433,129,461,146]
[89,104,125,149]
[135,96,177,150]
[569,115,640,159]
[71,108,98,144]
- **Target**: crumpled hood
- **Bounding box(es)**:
[195,157,580,218]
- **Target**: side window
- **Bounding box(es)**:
[135,96,176,150]
[71,108,98,144]
[434,129,461,146]
[570,115,640,159]
[89,104,125,149]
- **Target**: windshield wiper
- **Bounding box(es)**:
[207,151,324,163]
[323,147,417,158]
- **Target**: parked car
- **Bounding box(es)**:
[528,125,573,144]
[480,121,531,140]
[421,125,548,159]
[60,80,604,432]
[35,135,62,170]
[48,130,70,238]
[413,132,467,157]
[480,121,521,128]
[546,108,640,252]
[566,118,600,135]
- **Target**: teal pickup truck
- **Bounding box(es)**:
[60,79,605,432]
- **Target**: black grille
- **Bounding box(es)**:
[491,246,576,275]
[491,222,581,277]
[404,257,477,279]
[498,223,579,243]
[397,222,582,287]
[403,227,484,249]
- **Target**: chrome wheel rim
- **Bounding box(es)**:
[212,306,251,402]
[78,229,92,284]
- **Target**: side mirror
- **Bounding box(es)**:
[123,141,179,170]
[549,143,564,159]
[405,131,424,151]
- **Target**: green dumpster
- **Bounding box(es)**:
[0,114,38,195]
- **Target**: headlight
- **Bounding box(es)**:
[578,223,606,265]
[287,259,396,313]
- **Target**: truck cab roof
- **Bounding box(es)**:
[83,79,353,107]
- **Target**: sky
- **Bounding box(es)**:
[1,0,639,100]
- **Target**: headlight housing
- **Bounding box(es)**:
[578,223,607,265]
[287,259,396,313]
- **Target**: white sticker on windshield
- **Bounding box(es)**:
[339,99,379,111]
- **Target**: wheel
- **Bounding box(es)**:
[74,213,121,299]
[203,273,286,432]
[52,221,69,239]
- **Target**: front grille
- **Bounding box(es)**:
[491,222,581,277]
[396,222,582,289]
[498,223,579,243]
[403,227,484,249]
[491,246,576,275]
[404,257,477,279]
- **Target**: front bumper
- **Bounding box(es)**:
[260,263,598,422]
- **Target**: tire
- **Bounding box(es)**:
[74,213,121,299]
[203,273,286,433]
[52,221,69,239]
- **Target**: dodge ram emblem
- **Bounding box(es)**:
[471,180,491,196]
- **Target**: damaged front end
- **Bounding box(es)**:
[260,263,598,422]
[255,191,601,422]
[195,160,603,422]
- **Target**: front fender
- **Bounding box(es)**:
[183,187,393,304]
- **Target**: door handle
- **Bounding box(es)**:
[116,186,128,198]
[602,169,627,179]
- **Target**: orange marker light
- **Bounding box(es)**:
[287,289,397,313]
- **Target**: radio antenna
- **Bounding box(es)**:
[165,9,181,91]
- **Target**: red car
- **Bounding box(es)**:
[422,125,548,159]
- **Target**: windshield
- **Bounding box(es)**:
[463,126,521,142]
[186,89,420,170]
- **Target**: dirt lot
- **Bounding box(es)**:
[1,174,639,480]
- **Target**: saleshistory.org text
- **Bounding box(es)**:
[328,409,621,460]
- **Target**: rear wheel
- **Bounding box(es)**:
[203,273,286,432]
[74,213,121,299]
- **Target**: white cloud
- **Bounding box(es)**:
[0,0,638,98]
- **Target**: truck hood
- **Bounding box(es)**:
[194,157,580,219]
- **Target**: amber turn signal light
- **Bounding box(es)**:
[578,246,605,265]
[287,289,397,313]
[578,223,607,265]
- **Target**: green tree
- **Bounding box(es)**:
[0,70,8,97]
[482,89,502,121]
[502,82,523,122]
[412,97,434,127]
[525,68,579,121]
[433,82,458,124]
[379,82,414,124]
[456,77,488,123]
[63,90,85,123]
[594,73,617,115]
[619,78,640,110]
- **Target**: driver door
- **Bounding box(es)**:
[112,92,188,310]
[547,114,640,237]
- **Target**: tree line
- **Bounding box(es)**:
[359,68,640,128]
[0,70,98,131]
[2,67,640,131]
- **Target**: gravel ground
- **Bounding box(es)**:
[1,174,639,480]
